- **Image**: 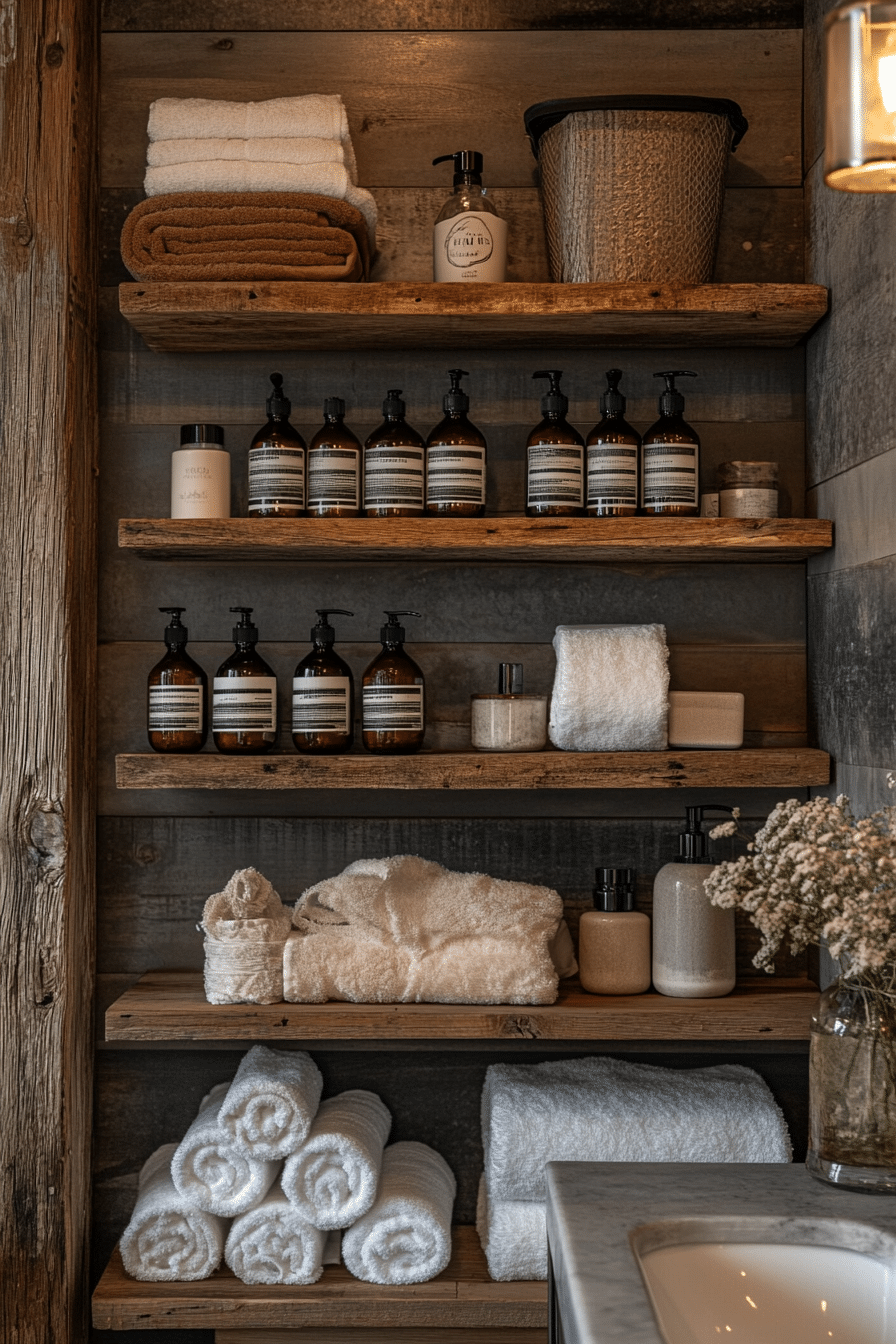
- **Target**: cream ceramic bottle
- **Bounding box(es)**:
[431,150,507,283]
[652,805,737,998]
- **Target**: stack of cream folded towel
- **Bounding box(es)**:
[119,1044,455,1286]
[201,868,292,1006]
[144,94,377,243]
[477,1056,793,1281]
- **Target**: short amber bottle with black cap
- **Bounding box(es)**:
[425,369,487,517]
[292,608,355,754]
[586,369,641,517]
[525,370,584,516]
[362,611,425,754]
[248,373,306,518]
[212,607,278,755]
[363,391,426,518]
[642,370,700,517]
[147,607,208,753]
[307,399,362,517]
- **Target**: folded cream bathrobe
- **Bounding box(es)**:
[283,854,568,1005]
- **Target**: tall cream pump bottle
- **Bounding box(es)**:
[652,805,737,998]
[432,150,507,282]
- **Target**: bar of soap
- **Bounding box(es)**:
[668,691,744,749]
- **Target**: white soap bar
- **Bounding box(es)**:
[668,691,744,749]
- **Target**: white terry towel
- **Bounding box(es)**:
[218,1045,323,1161]
[476,1175,546,1282]
[147,136,350,174]
[281,1089,392,1229]
[225,1179,327,1284]
[120,1143,229,1281]
[341,1141,456,1285]
[548,623,669,751]
[482,1057,792,1203]
[284,855,566,1005]
[170,1082,281,1218]
[201,867,292,1006]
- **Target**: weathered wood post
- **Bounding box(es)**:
[0,0,97,1338]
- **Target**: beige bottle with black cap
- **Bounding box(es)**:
[432,151,507,282]
[652,805,736,998]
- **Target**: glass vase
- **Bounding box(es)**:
[807,976,896,1193]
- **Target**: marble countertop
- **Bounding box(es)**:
[545,1162,896,1344]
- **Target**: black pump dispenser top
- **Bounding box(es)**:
[444,369,470,415]
[323,397,345,418]
[533,369,568,416]
[160,606,188,647]
[676,804,735,862]
[593,866,637,912]
[601,368,627,416]
[380,610,421,643]
[432,150,484,186]
[312,608,353,645]
[231,606,259,646]
[383,389,406,417]
[655,370,697,417]
[266,372,291,419]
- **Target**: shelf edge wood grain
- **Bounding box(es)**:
[118,515,834,564]
[115,748,831,792]
[92,1228,547,1331]
[118,281,829,352]
[105,971,818,1043]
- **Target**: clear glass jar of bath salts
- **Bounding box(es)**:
[470,694,547,752]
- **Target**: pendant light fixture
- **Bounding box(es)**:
[826,1,896,190]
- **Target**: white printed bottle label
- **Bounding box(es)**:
[718,487,778,519]
[586,443,639,507]
[362,684,424,732]
[527,442,583,508]
[292,676,351,733]
[248,443,305,511]
[307,446,360,509]
[213,676,278,735]
[171,447,231,519]
[149,684,203,732]
[363,444,424,511]
[642,442,698,509]
[433,212,508,282]
[426,443,486,506]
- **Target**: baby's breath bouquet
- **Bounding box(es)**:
[705,789,896,1191]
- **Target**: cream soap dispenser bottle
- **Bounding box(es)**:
[431,151,507,282]
[652,804,737,999]
[579,867,651,996]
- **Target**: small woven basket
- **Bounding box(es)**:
[528,99,746,284]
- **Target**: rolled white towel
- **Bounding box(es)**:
[201,866,292,1006]
[218,1044,323,1161]
[120,1144,228,1282]
[482,1057,792,1203]
[147,136,349,174]
[281,1090,392,1229]
[170,1082,281,1218]
[476,1175,546,1282]
[548,623,670,751]
[225,1179,327,1284]
[341,1141,456,1285]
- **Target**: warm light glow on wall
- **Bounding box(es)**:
[826,1,896,189]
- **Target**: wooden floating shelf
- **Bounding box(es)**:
[105,972,818,1044]
[92,1227,545,1332]
[116,748,830,792]
[118,515,834,564]
[118,281,829,352]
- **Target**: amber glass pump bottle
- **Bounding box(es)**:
[213,607,278,755]
[147,607,207,753]
[362,611,425,755]
[363,390,426,518]
[642,370,700,517]
[248,372,307,518]
[525,370,584,516]
[425,369,487,517]
[586,369,641,517]
[292,608,355,754]
[307,399,362,517]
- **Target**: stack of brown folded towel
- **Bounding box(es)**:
[120,191,371,283]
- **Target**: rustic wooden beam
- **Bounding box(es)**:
[0,0,97,1340]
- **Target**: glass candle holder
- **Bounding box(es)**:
[825,2,896,191]
[470,694,548,752]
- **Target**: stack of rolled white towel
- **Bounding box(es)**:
[477,1055,793,1281]
[120,1043,456,1286]
[144,94,377,243]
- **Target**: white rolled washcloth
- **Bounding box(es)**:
[548,623,669,751]
[284,854,569,1005]
[476,1175,546,1282]
[225,1179,327,1285]
[218,1044,323,1161]
[281,1089,392,1229]
[120,1144,229,1281]
[482,1057,792,1203]
[341,1141,456,1285]
[201,867,292,1006]
[170,1082,281,1218]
